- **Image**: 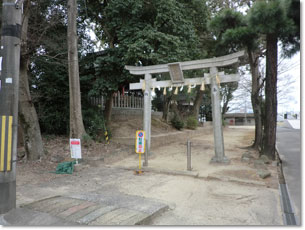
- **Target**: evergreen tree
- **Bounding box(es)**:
[248,0,299,159]
[81,0,210,122]
[209,8,264,149]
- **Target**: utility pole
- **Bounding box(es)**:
[0,0,22,214]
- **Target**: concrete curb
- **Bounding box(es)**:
[111,165,199,178]
[279,184,297,225]
[110,166,267,187]
[135,205,169,225]
[275,146,297,225]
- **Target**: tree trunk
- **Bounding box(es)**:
[247,49,263,150]
[67,0,86,139]
[162,94,172,122]
[191,87,204,118]
[262,34,278,160]
[19,57,44,160]
[251,93,263,150]
[221,94,229,115]
[19,1,44,161]
[104,92,114,124]
[17,121,24,148]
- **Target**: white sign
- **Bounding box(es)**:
[135,130,145,154]
[5,78,12,84]
[70,139,82,159]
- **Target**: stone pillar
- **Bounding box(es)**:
[143,73,152,153]
[210,67,230,164]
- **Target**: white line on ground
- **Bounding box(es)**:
[287,120,300,129]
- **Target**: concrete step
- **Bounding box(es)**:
[1,192,168,226]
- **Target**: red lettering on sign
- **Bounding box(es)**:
[71,141,80,145]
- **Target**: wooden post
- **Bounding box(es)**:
[129,95,131,108]
[121,94,125,108]
[118,92,120,108]
[210,67,229,164]
[138,97,140,108]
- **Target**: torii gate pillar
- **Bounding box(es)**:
[126,51,245,166]
[210,67,229,164]
[143,73,152,165]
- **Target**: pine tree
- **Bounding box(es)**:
[248,0,299,159]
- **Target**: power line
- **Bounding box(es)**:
[278,63,300,75]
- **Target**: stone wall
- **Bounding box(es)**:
[112,108,163,120]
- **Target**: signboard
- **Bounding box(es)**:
[70,139,82,159]
[135,130,145,154]
[168,63,184,84]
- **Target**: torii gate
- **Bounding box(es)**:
[125,50,245,165]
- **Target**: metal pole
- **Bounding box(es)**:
[139,153,141,171]
[187,140,192,171]
[143,139,148,166]
[0,0,22,214]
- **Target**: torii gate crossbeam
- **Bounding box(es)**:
[125,50,245,166]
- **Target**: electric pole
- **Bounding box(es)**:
[0,0,22,214]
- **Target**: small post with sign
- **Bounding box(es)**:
[135,130,145,174]
[70,139,82,164]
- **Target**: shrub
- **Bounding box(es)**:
[83,108,111,143]
[171,114,184,130]
[82,134,93,147]
[186,116,198,130]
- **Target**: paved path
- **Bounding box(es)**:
[277,120,301,224]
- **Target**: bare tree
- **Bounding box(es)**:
[67,0,86,138]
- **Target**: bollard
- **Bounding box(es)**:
[143,139,148,166]
[187,140,192,171]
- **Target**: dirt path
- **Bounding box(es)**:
[15,125,283,225]
[106,126,282,225]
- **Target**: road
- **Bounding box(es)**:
[277,120,301,224]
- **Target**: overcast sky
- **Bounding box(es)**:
[228,50,300,115]
[277,52,300,113]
